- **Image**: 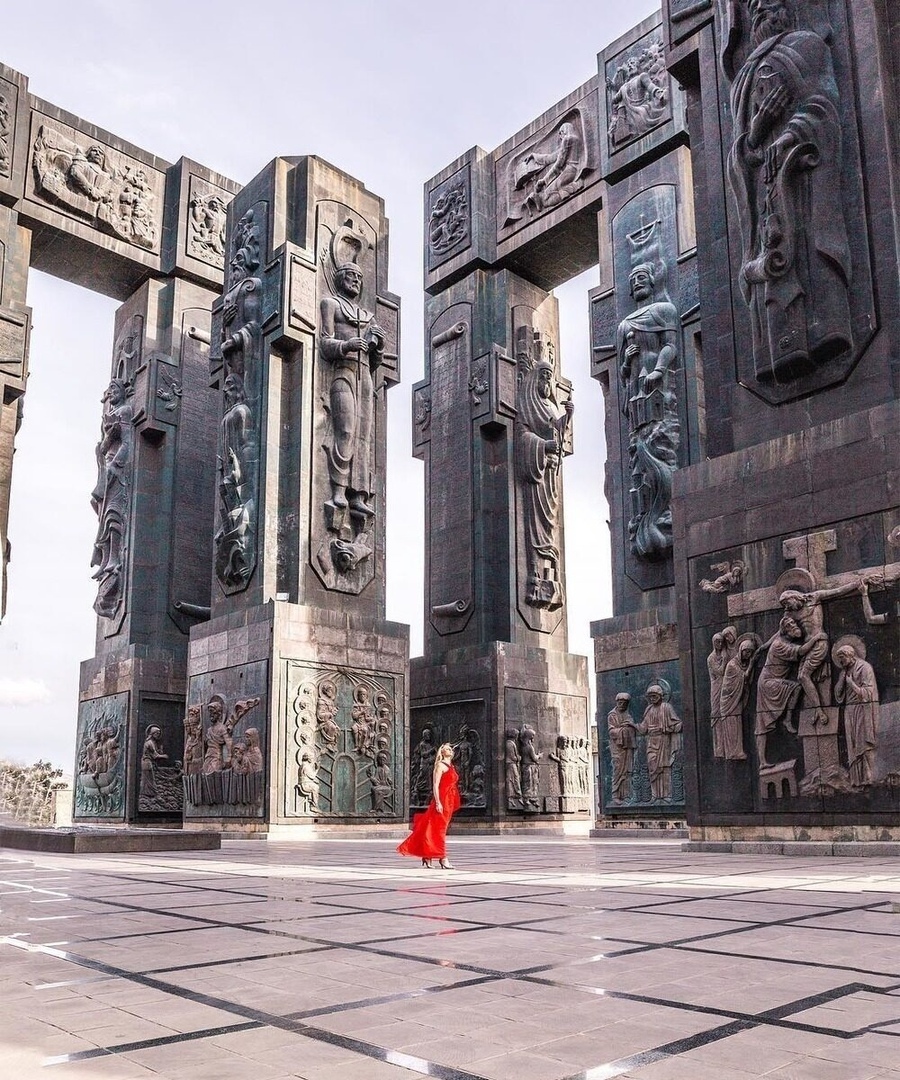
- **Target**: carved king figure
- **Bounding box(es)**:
[319,262,385,521]
[617,261,680,560]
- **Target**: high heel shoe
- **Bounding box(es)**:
[439,858,454,869]
[422,858,433,868]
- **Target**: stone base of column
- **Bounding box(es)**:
[184,602,409,833]
[592,608,686,822]
[76,645,188,825]
[410,642,591,831]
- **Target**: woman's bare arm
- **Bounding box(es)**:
[433,762,447,812]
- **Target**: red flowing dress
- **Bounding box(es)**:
[397,765,461,860]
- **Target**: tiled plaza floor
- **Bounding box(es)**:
[2,838,900,1079]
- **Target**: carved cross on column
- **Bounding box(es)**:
[727,529,899,624]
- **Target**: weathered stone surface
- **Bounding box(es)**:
[0,826,220,853]
[185,156,408,832]
[77,277,219,824]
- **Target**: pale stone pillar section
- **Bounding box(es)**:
[0,205,31,621]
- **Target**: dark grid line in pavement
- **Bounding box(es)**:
[12,934,900,1077]
[5,841,900,1080]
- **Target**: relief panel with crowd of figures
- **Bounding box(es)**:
[689,513,900,815]
[286,662,401,819]
[183,662,268,820]
[408,700,487,812]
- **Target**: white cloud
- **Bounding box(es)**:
[0,679,53,707]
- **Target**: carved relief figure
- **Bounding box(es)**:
[521,122,584,214]
[469,358,489,406]
[833,639,878,789]
[607,39,668,146]
[707,634,728,757]
[296,752,318,811]
[577,738,591,796]
[456,722,482,799]
[778,574,870,724]
[414,389,432,432]
[201,695,233,775]
[607,692,638,802]
[429,176,468,254]
[701,560,746,593]
[754,615,818,767]
[215,372,255,589]
[139,726,167,801]
[617,256,680,561]
[76,717,124,816]
[316,680,340,751]
[185,693,262,807]
[90,377,134,619]
[516,331,573,609]
[506,112,590,226]
[550,735,577,797]
[189,189,228,267]
[183,705,203,775]
[32,127,158,248]
[519,724,542,811]
[351,686,376,756]
[410,727,436,805]
[320,260,384,521]
[505,726,523,809]
[725,0,852,383]
[215,210,261,591]
[638,684,682,801]
[717,636,757,761]
[369,751,394,813]
[243,727,263,772]
[0,95,10,178]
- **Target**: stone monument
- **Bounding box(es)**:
[184,157,408,834]
[0,60,407,832]
[659,0,900,841]
[416,74,602,829]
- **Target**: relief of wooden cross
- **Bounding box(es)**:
[726,528,900,622]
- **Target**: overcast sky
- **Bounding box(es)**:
[0,0,660,769]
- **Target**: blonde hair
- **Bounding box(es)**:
[433,743,454,775]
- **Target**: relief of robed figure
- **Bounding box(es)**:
[617,260,680,561]
[725,0,853,384]
[215,209,262,591]
[90,377,134,618]
[515,330,573,611]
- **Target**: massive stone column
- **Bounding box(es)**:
[412,265,590,828]
[75,273,224,822]
[660,0,900,842]
[0,63,31,623]
[0,205,31,622]
[184,158,408,834]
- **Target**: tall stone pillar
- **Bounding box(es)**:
[75,274,221,822]
[0,205,31,621]
[660,0,900,842]
[184,157,408,834]
[411,267,591,829]
[587,16,694,825]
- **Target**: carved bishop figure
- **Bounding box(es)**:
[515,331,573,610]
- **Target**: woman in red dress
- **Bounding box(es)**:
[398,742,460,869]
